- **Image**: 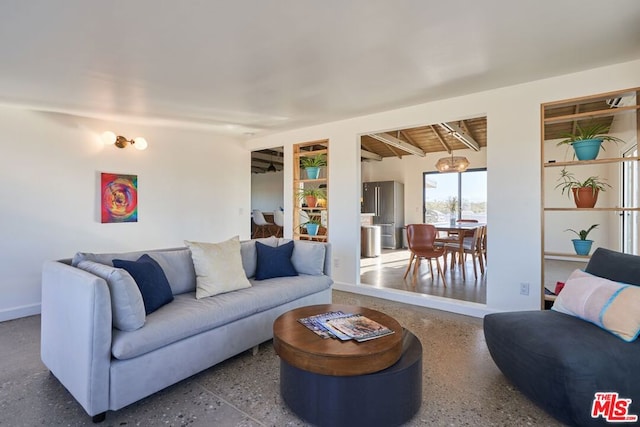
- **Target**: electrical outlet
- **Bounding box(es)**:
[519,282,530,296]
[334,258,340,268]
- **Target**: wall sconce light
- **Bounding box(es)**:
[101,131,148,150]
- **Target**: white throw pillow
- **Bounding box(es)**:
[185,236,252,299]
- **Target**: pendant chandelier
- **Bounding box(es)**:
[435,152,470,173]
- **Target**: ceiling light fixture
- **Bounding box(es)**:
[435,152,470,173]
[101,131,148,150]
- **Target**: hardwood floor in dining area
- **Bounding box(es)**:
[360,249,487,304]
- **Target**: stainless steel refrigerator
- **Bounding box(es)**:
[362,181,404,249]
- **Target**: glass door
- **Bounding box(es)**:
[423,169,487,225]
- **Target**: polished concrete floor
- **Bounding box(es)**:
[0,290,563,426]
[361,249,487,304]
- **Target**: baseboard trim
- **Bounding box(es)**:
[332,282,496,318]
[0,303,41,322]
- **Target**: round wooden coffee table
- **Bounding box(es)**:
[273,304,422,427]
[273,304,403,376]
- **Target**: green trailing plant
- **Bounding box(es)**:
[565,224,598,240]
[300,154,327,168]
[555,168,611,198]
[302,217,322,225]
[297,187,327,200]
[556,121,625,147]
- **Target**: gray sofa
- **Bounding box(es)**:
[484,248,640,426]
[41,237,332,422]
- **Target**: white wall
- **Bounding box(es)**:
[250,171,284,213]
[4,60,637,322]
[248,59,640,317]
[0,107,251,321]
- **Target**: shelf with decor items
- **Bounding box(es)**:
[541,87,639,309]
[544,156,640,168]
[293,140,329,242]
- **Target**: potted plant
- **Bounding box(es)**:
[298,187,326,208]
[302,218,322,236]
[555,168,611,208]
[446,196,458,226]
[556,121,624,161]
[565,224,598,255]
[300,154,327,179]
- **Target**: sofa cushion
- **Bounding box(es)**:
[255,240,298,280]
[111,274,333,360]
[72,247,196,295]
[113,255,174,315]
[185,236,252,299]
[552,269,640,342]
[240,236,278,278]
[76,260,146,331]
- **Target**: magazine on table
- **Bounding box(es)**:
[323,314,395,342]
[298,311,351,339]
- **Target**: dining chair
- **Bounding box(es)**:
[403,224,447,286]
[252,209,275,238]
[273,210,284,237]
[444,225,485,280]
[481,226,487,265]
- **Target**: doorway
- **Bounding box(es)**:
[250,147,284,237]
[359,117,488,304]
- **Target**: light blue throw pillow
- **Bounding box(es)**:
[291,240,326,275]
[77,260,146,331]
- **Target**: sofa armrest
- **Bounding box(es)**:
[41,261,112,416]
[323,242,332,277]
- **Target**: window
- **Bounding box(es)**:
[623,145,638,254]
[423,169,487,224]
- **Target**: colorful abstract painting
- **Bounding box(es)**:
[101,173,138,223]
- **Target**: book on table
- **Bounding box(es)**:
[297,311,350,339]
[298,311,394,342]
[323,314,395,342]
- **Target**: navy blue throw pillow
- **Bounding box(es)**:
[113,254,174,314]
[255,240,298,280]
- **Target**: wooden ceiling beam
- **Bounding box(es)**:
[459,120,479,143]
[251,152,284,164]
[400,130,418,146]
[368,133,425,157]
[439,122,480,151]
[361,149,383,161]
[430,125,452,153]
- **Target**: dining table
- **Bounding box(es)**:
[434,223,484,280]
